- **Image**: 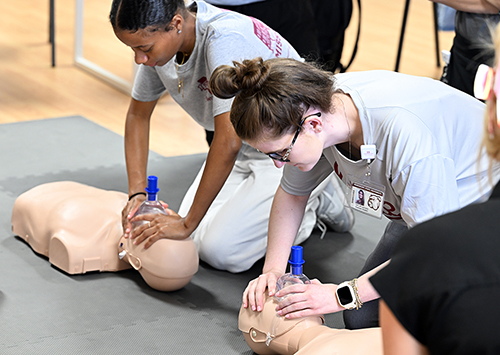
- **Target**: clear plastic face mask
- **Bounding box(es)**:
[267,247,310,346]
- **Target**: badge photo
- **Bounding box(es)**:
[349,181,385,219]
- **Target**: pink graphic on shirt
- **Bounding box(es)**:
[251,18,282,57]
[383,201,402,220]
[334,162,343,180]
[198,77,210,92]
[198,77,213,102]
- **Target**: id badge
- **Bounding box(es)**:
[348,179,385,219]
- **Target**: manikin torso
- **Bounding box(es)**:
[11,181,198,291]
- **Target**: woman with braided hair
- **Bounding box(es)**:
[110,0,353,274]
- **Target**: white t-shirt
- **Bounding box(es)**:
[132,0,301,131]
[281,70,500,227]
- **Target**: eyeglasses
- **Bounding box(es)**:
[474,64,500,136]
[267,112,322,162]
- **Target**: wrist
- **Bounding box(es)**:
[128,191,146,201]
[262,268,283,277]
[335,278,363,310]
[183,213,199,235]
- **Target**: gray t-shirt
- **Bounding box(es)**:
[132,0,301,131]
[281,70,499,227]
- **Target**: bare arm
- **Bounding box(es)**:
[274,260,389,318]
[430,0,500,13]
[380,300,430,355]
[182,111,242,232]
[263,187,310,275]
[121,98,159,233]
[124,98,158,194]
[130,111,242,247]
[243,186,310,311]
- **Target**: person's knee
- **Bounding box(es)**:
[198,238,251,273]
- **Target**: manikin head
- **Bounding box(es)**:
[238,294,324,355]
[238,294,383,355]
[118,235,198,292]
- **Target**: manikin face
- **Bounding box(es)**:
[115,26,181,67]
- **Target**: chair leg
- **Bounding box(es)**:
[432,2,441,68]
[49,0,55,67]
[395,0,411,72]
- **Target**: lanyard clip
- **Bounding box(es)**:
[360,145,376,177]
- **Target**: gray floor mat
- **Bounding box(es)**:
[0,116,387,354]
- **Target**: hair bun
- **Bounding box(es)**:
[210,57,269,99]
[234,58,270,97]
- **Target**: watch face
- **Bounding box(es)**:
[337,285,354,305]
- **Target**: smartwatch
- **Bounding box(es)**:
[336,280,357,310]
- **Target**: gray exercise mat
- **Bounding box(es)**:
[0,116,387,354]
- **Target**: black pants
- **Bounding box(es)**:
[343,221,408,329]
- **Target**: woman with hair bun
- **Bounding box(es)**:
[210,57,500,329]
[109,0,352,274]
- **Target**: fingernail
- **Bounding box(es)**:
[257,306,261,312]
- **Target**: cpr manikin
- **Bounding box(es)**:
[11,181,198,291]
[239,247,382,355]
[238,294,383,355]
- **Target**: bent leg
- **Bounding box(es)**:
[179,145,325,273]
